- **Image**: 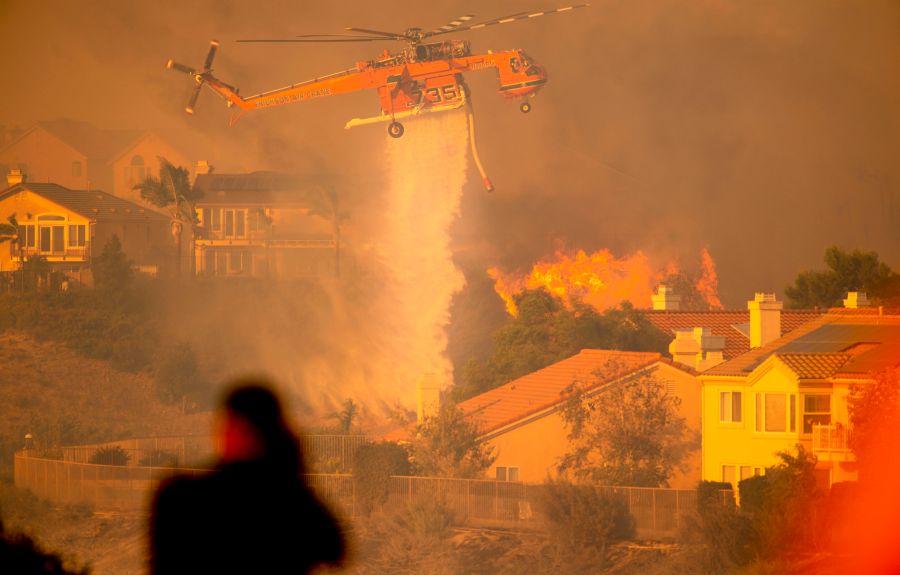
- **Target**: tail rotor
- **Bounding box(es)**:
[166,40,220,114]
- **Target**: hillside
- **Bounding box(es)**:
[0,330,214,573]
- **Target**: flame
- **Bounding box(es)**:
[696,247,724,310]
[490,247,724,315]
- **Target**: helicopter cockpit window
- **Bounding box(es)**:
[510,57,521,74]
[416,45,428,61]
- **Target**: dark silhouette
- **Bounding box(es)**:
[150,379,345,574]
[0,519,87,574]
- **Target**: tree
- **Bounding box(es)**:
[557,368,698,487]
[329,399,358,434]
[91,235,133,292]
[454,289,668,400]
[847,368,900,476]
[132,157,203,276]
[785,246,899,308]
[408,401,496,478]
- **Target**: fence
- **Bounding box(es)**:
[59,434,369,472]
[15,451,710,539]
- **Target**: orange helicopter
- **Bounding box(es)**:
[167,4,588,190]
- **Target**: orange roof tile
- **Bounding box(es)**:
[776,353,851,379]
[703,311,900,377]
[644,309,822,360]
[458,349,666,435]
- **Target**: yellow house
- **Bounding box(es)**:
[192,172,338,278]
[0,119,192,205]
[458,349,702,488]
[0,181,171,281]
[699,297,900,489]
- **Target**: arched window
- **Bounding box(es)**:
[127,155,146,185]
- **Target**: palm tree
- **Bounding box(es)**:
[132,158,203,276]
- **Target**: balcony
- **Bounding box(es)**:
[811,424,853,461]
[14,245,89,262]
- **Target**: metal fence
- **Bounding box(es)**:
[58,434,369,472]
[15,450,710,539]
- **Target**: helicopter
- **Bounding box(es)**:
[166,4,589,140]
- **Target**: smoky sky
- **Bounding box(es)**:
[1,0,898,310]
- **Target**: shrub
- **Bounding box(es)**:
[353,442,411,515]
[88,445,130,466]
[536,478,634,570]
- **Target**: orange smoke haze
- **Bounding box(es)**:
[488,247,723,316]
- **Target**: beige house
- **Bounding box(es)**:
[698,294,900,489]
[0,119,192,205]
[192,172,338,278]
[457,349,702,488]
[0,180,170,281]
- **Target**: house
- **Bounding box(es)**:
[0,119,192,205]
[456,349,702,488]
[0,180,171,281]
[192,171,338,278]
[698,292,900,489]
[644,285,823,371]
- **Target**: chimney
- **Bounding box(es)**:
[669,327,726,371]
[843,291,870,309]
[195,160,212,176]
[651,285,681,311]
[6,168,24,186]
[748,293,782,348]
[416,373,442,424]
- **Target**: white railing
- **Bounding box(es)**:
[812,424,851,452]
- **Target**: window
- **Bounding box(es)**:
[722,465,736,485]
[248,209,267,233]
[221,209,247,238]
[224,210,234,237]
[802,394,831,434]
[755,393,797,433]
[496,466,520,482]
[67,224,86,247]
[235,210,246,237]
[72,161,82,177]
[211,208,221,231]
[719,391,742,422]
[18,224,35,248]
[127,155,146,185]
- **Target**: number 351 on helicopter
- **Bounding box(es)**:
[166,4,589,190]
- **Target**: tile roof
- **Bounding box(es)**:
[0,183,169,224]
[703,310,900,377]
[775,353,851,379]
[194,172,332,209]
[458,349,665,435]
[644,309,822,360]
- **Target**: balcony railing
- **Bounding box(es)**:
[812,424,852,452]
[15,245,89,261]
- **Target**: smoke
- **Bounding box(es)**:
[163,112,469,419]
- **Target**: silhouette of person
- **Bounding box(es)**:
[150,379,345,574]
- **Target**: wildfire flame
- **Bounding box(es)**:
[490,247,723,316]
[696,247,724,310]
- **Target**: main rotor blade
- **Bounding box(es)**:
[296,33,390,39]
[425,4,590,38]
[203,40,219,71]
[237,38,382,43]
[186,83,202,115]
[426,14,475,36]
[167,60,196,75]
[344,27,408,40]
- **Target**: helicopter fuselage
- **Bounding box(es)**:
[196,45,546,127]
